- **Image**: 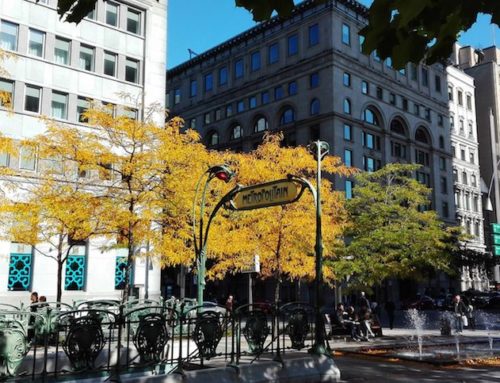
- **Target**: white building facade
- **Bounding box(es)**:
[0,0,167,304]
[447,65,488,291]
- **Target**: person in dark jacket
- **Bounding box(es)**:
[453,295,467,333]
[385,301,396,330]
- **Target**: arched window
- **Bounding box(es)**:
[415,127,430,144]
[254,117,268,132]
[279,107,295,125]
[230,124,242,140]
[363,107,380,126]
[310,98,320,115]
[207,131,219,146]
[390,119,406,136]
[343,98,351,114]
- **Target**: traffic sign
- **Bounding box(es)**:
[230,179,302,211]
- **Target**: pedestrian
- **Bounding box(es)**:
[385,300,396,329]
[38,296,48,308]
[359,291,370,311]
[225,295,234,313]
[453,295,467,333]
[28,292,39,341]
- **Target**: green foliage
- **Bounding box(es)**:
[337,163,457,287]
[360,0,500,68]
[235,0,295,21]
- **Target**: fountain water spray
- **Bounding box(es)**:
[406,309,426,358]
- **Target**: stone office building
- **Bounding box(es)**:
[167,0,457,300]
[0,0,167,304]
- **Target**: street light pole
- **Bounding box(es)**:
[308,140,329,355]
[193,165,235,307]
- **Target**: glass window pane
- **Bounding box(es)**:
[0,152,9,167]
[20,147,36,170]
[288,34,298,56]
[77,97,89,122]
[29,29,44,57]
[342,24,350,45]
[127,8,141,34]
[106,2,119,27]
[269,43,279,64]
[8,245,33,291]
[234,59,243,79]
[125,58,139,83]
[54,37,70,65]
[104,52,117,76]
[309,23,319,46]
[219,66,228,85]
[79,45,94,71]
[1,21,18,51]
[0,79,13,107]
[24,86,40,113]
[51,92,68,119]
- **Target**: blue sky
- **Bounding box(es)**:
[167,1,499,69]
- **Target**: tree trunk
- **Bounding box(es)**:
[122,226,134,303]
[56,235,64,303]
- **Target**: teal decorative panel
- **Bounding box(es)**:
[65,255,86,290]
[8,253,32,291]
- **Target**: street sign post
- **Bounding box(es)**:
[230,179,304,211]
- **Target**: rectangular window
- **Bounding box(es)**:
[343,72,351,87]
[359,35,365,52]
[249,95,257,109]
[363,132,374,149]
[425,108,431,121]
[237,100,245,113]
[466,95,472,110]
[0,20,18,51]
[342,23,350,45]
[251,51,261,71]
[127,8,141,34]
[219,66,228,85]
[438,114,444,126]
[343,124,352,141]
[448,87,454,101]
[309,23,319,46]
[215,108,222,121]
[288,34,298,56]
[7,244,33,291]
[421,67,428,87]
[389,93,396,105]
[104,51,117,77]
[288,81,297,95]
[344,149,352,167]
[457,90,463,106]
[24,85,40,113]
[226,104,233,117]
[261,91,270,105]
[361,80,369,95]
[460,148,466,161]
[471,175,477,187]
[174,88,180,104]
[376,87,383,100]
[79,45,95,71]
[28,29,45,57]
[345,180,353,199]
[363,156,375,172]
[114,254,131,290]
[86,6,96,20]
[51,91,68,120]
[189,118,196,129]
[204,112,211,125]
[77,96,89,122]
[19,147,36,171]
[414,103,420,116]
[268,42,279,64]
[402,97,408,111]
[274,85,284,100]
[125,58,139,83]
[435,75,441,93]
[204,73,213,92]
[416,171,431,186]
[469,152,475,164]
[190,79,197,97]
[0,151,9,167]
[410,64,418,81]
[0,78,14,107]
[391,141,407,159]
[415,149,430,166]
[54,37,70,65]
[234,59,244,79]
[442,202,449,218]
[106,1,119,27]
[310,72,319,88]
[473,196,479,212]
[440,177,447,194]
[439,157,446,171]
[65,245,87,291]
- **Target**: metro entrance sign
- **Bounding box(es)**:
[230,179,304,211]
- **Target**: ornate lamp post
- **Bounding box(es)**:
[308,140,330,355]
[193,165,235,306]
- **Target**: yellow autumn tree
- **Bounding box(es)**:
[207,133,353,302]
[0,138,110,302]
[36,103,214,301]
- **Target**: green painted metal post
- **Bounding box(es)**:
[309,140,329,356]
